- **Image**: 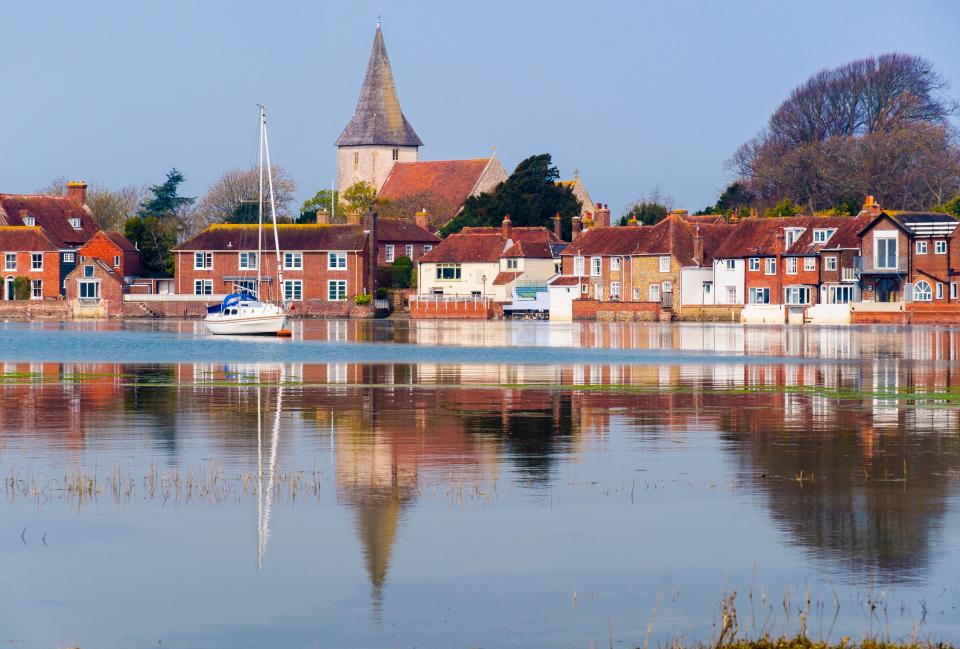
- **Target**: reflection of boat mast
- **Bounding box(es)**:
[257,369,284,572]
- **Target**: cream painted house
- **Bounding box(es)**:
[417,218,563,301]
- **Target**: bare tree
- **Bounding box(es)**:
[193,166,297,233]
[86,185,147,232]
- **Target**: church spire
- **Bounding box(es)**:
[336,23,423,147]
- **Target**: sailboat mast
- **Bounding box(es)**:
[261,107,285,305]
[257,106,264,296]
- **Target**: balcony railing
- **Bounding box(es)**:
[841,267,858,282]
[858,255,908,274]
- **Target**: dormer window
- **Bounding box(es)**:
[784,227,805,248]
[23,216,35,226]
[69,218,82,230]
[813,228,836,244]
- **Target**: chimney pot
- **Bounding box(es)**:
[502,214,512,239]
[415,208,429,230]
[317,208,330,225]
[553,212,562,240]
[66,180,87,205]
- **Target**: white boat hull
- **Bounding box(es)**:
[204,303,287,335]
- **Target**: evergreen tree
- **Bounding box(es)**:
[441,154,581,239]
[138,168,195,218]
[127,168,194,276]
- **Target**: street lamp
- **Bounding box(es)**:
[481,274,487,298]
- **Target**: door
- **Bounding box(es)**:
[4,276,13,301]
[702,281,712,304]
[876,277,900,303]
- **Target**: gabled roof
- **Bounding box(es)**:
[0,194,99,248]
[336,24,422,147]
[820,214,872,250]
[711,217,812,259]
[420,226,559,264]
[377,159,493,224]
[68,257,128,286]
[857,210,959,238]
[782,217,852,255]
[561,215,704,266]
[0,225,58,252]
[561,226,648,256]
[549,276,584,286]
[680,213,727,224]
[492,271,522,285]
[105,231,139,252]
[175,224,368,252]
[375,218,440,243]
[502,239,558,259]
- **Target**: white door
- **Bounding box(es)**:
[3,276,13,301]
[703,281,712,304]
[649,284,660,302]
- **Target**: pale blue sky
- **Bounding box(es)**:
[2,0,958,216]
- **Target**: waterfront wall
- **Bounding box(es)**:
[675,305,742,322]
[410,297,497,319]
[571,299,660,321]
[0,300,71,319]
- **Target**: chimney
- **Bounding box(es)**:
[415,208,430,230]
[501,214,512,239]
[364,211,378,295]
[66,180,87,205]
[572,215,582,240]
[693,225,704,266]
[317,208,330,225]
[346,210,361,225]
[774,229,785,256]
[863,195,882,216]
[749,207,759,219]
[627,216,639,226]
[596,203,611,227]
[19,209,30,223]
[553,213,562,240]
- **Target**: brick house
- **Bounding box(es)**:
[815,214,871,304]
[173,222,375,305]
[64,257,128,315]
[78,230,141,278]
[0,226,61,300]
[374,218,440,264]
[0,181,99,294]
[778,216,854,306]
[857,208,959,303]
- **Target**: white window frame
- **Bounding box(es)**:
[574,255,585,276]
[786,257,797,275]
[825,256,837,271]
[4,253,15,271]
[784,286,810,306]
[23,216,35,226]
[662,280,673,293]
[405,244,413,258]
[113,255,121,268]
[284,252,303,270]
[935,240,947,255]
[69,217,81,230]
[648,283,660,302]
[937,282,944,299]
[632,287,640,301]
[591,256,602,277]
[194,252,213,270]
[610,281,620,298]
[78,279,100,301]
[328,251,347,270]
[194,279,213,295]
[30,279,42,300]
[724,259,736,270]
[581,284,589,295]
[874,231,898,270]
[829,285,855,304]
[284,279,303,302]
[384,244,395,263]
[327,280,347,301]
[749,287,770,304]
[953,282,959,300]
[913,280,932,302]
[238,251,258,270]
[659,256,670,273]
[31,253,43,271]
[83,265,95,278]
[764,258,776,275]
[63,252,75,263]
[916,240,927,254]
[803,257,816,272]
[435,263,461,280]
[748,258,760,271]
[610,256,621,271]
[813,229,835,244]
[784,228,804,248]
[506,258,518,270]
[423,244,432,253]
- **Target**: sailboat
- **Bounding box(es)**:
[204,106,288,335]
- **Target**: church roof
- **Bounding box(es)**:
[378,159,492,224]
[336,25,423,148]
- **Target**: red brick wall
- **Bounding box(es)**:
[780,255,820,304]
[744,256,780,304]
[0,301,70,318]
[571,299,660,321]
[911,238,951,301]
[410,299,493,319]
[377,241,432,265]
[3,250,61,299]
[122,298,376,319]
[175,250,368,300]
[64,262,126,316]
[79,233,141,278]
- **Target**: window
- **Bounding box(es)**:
[31,280,42,299]
[328,280,347,301]
[506,258,518,270]
[113,255,121,268]
[764,258,776,275]
[573,255,585,276]
[610,257,621,271]
[803,257,816,272]
[594,284,603,300]
[31,253,43,271]
[913,280,932,301]
[632,287,640,300]
[749,287,770,304]
[63,252,74,263]
[825,256,837,271]
[875,232,898,269]
[328,251,347,269]
[936,240,947,255]
[405,244,413,258]
[916,241,927,254]
[23,216,35,226]
[937,282,944,299]
[784,228,804,248]
[392,148,399,161]
[830,285,856,304]
[284,280,303,301]
[813,229,836,244]
[659,256,670,273]
[662,281,673,293]
[284,252,303,270]
[194,279,212,295]
[953,282,958,300]
[582,284,589,295]
[786,257,797,275]
[194,252,213,269]
[69,218,81,230]
[353,152,359,166]
[648,284,660,302]
[591,256,602,276]
[239,252,258,270]
[423,245,433,253]
[435,264,461,280]
[233,279,257,296]
[79,281,99,301]
[610,281,620,298]
[749,258,760,271]
[725,259,735,270]
[385,244,395,263]
[784,286,810,305]
[703,282,713,300]
[4,253,15,271]
[83,265,94,278]
[726,286,736,303]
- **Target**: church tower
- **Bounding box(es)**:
[336,22,422,196]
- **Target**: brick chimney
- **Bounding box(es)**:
[553,213,562,240]
[863,195,882,216]
[415,208,429,230]
[317,208,330,225]
[627,216,639,226]
[66,180,87,205]
[501,214,512,239]
[594,203,610,228]
[572,215,582,240]
[693,226,704,266]
[364,211,378,294]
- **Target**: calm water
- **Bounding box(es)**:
[1,320,959,648]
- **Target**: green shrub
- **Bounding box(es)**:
[13,277,31,300]
[376,287,389,299]
[354,293,372,306]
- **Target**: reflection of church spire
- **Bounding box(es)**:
[353,479,409,620]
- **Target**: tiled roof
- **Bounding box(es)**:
[502,239,557,259]
[492,271,522,285]
[175,224,368,251]
[69,257,128,286]
[711,217,812,259]
[562,216,702,265]
[561,226,648,256]
[549,276,583,286]
[0,194,99,248]
[375,217,440,243]
[680,213,727,224]
[420,226,559,264]
[336,25,422,147]
[104,231,139,252]
[378,159,492,224]
[783,217,853,255]
[0,226,58,251]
